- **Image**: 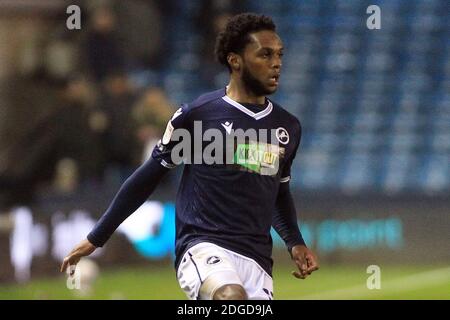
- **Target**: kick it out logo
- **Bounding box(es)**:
[234,142,284,176]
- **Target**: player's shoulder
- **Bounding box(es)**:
[184,88,225,112]
[269,99,302,131]
[171,89,224,123]
[168,89,225,128]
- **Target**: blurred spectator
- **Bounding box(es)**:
[52,76,104,189]
[95,72,138,182]
[194,0,247,87]
[0,74,61,208]
[81,0,165,79]
[83,6,125,82]
[44,33,79,83]
[112,0,164,70]
[132,87,175,161]
[0,73,105,206]
[53,158,79,194]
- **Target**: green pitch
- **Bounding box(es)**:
[1,264,449,300]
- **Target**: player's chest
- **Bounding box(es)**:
[188,113,295,174]
[191,111,293,150]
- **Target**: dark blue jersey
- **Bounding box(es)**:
[152,88,302,275]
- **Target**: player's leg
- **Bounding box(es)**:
[212,284,247,300]
[226,249,274,300]
[245,268,273,300]
[177,242,246,300]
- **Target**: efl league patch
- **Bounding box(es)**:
[162,120,175,145]
[171,107,183,120]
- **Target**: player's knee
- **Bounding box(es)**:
[213,284,248,300]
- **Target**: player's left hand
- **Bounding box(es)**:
[290,244,319,279]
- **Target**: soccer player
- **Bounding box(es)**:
[61,13,319,300]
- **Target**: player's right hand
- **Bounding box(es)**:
[60,239,97,275]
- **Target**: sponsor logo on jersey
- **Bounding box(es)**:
[221,121,233,134]
[234,142,284,176]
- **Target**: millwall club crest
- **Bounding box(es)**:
[206,256,222,265]
[276,127,289,145]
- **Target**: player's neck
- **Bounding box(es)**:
[226,78,266,105]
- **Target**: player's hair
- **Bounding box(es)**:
[214,13,276,72]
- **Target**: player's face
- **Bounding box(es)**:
[241,30,283,96]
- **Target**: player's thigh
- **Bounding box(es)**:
[232,253,273,300]
[176,242,244,300]
[245,268,273,300]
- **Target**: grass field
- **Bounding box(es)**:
[1,264,449,300]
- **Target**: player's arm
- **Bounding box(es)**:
[60,157,169,273]
[87,157,170,247]
[272,121,319,279]
[61,105,189,273]
[273,180,305,252]
[273,181,319,279]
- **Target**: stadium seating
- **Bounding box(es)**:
[159,0,450,194]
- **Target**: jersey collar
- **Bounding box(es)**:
[222,91,273,120]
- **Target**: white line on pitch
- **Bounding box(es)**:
[296,266,450,300]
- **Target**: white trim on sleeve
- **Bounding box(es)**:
[280,176,291,183]
[160,159,176,169]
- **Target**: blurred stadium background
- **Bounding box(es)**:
[0,0,449,299]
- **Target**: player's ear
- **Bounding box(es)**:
[227,53,241,72]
